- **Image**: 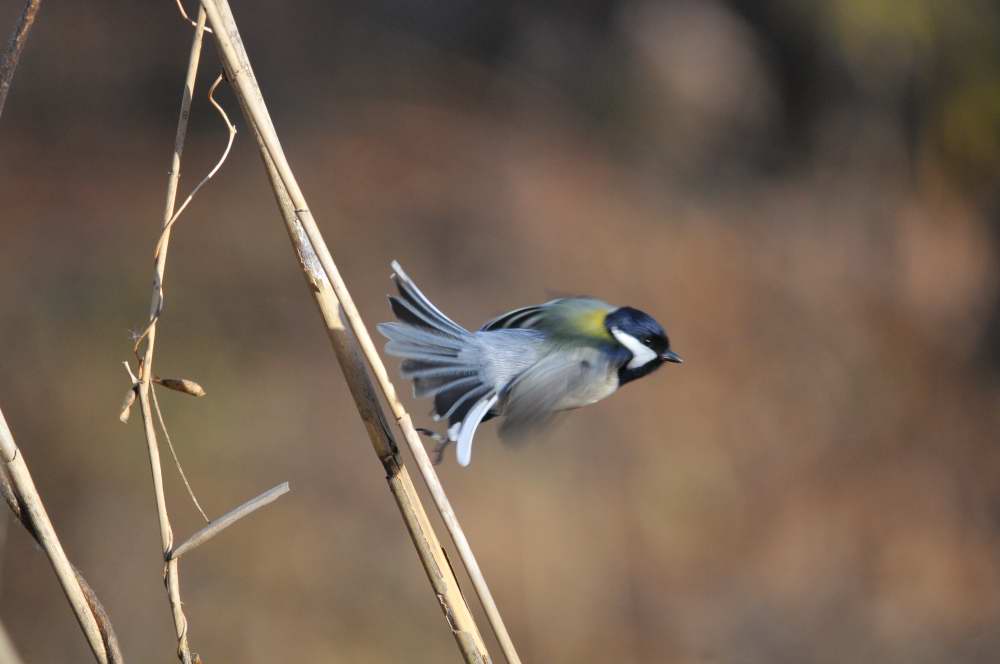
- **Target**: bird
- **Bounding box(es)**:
[376,261,682,467]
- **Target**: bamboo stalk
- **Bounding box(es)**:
[198,2,521,660]
[0,408,110,664]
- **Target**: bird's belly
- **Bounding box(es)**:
[554,372,619,411]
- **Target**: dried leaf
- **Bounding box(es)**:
[155,377,206,397]
[118,388,137,423]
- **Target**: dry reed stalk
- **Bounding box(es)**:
[0,0,41,119]
[1,6,123,661]
[208,41,491,663]
[259,161,491,661]
[0,407,117,664]
[130,9,210,662]
[199,1,521,661]
[127,7,291,662]
[0,620,25,664]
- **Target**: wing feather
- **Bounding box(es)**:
[481,298,616,342]
[480,305,548,331]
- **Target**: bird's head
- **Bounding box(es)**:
[605,306,682,385]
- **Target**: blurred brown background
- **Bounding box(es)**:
[2,1,1000,662]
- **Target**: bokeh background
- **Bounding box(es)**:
[2,1,1000,662]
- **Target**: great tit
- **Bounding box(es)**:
[377,261,682,466]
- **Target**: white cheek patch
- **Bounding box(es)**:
[611,328,658,369]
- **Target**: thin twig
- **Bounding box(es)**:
[0,0,42,120]
[199,1,520,661]
[151,387,209,523]
[170,482,289,560]
[0,409,113,664]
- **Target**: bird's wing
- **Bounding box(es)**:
[498,347,612,440]
[481,297,616,342]
[480,304,549,331]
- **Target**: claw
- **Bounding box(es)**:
[416,427,452,466]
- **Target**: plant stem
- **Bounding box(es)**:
[134,8,209,662]
[198,0,513,659]
[198,1,522,659]
[0,0,42,120]
[0,408,111,664]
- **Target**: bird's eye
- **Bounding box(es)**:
[642,337,653,345]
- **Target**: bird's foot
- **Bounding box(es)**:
[416,427,452,466]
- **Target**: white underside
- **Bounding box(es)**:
[553,371,620,410]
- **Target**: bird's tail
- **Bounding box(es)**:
[376,262,496,465]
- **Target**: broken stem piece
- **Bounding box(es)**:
[170,482,290,560]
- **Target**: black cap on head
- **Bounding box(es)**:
[605,306,681,384]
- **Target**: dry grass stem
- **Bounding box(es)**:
[173,0,213,34]
[264,134,494,661]
[199,0,524,660]
[130,9,210,662]
[170,482,290,560]
[149,73,235,264]
[255,138,493,661]
[199,4,490,659]
[0,0,42,119]
[0,408,116,664]
[151,387,209,522]
[0,620,25,664]
[2,6,121,661]
[128,8,291,661]
[199,1,520,660]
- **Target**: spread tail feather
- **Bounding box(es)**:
[456,394,499,466]
[378,262,499,465]
[388,261,468,338]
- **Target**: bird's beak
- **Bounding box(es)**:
[662,350,683,364]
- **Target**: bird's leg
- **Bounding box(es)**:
[416,427,451,466]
